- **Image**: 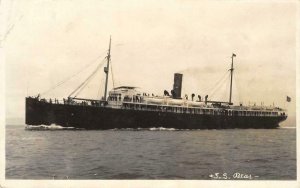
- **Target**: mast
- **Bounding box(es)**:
[103,36,111,101]
[229,53,236,105]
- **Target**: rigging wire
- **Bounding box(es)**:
[213,73,230,101]
[97,74,105,99]
[68,58,106,97]
[210,79,224,100]
[199,71,229,95]
[208,72,230,98]
[73,57,108,98]
[233,69,242,103]
[69,58,106,97]
[209,73,230,99]
[224,74,231,101]
[110,60,115,89]
[68,67,100,97]
[40,51,107,96]
[73,70,99,98]
[73,79,92,98]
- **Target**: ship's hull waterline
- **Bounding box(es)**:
[26,98,287,130]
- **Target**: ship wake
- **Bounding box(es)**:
[110,127,182,131]
[25,124,79,130]
[149,127,178,131]
[279,126,296,129]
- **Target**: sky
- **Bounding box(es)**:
[3,0,298,126]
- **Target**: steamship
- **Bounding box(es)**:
[25,38,287,129]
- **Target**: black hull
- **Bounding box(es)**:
[26,98,287,130]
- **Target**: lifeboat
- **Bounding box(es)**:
[186,101,205,107]
[144,97,164,104]
[167,99,185,106]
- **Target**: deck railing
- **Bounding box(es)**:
[34,97,286,117]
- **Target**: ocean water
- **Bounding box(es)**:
[6,125,296,180]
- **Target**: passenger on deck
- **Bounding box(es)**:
[198,95,201,102]
[205,95,208,104]
[191,93,195,101]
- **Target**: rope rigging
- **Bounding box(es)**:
[233,68,242,103]
[209,72,230,99]
[68,57,107,98]
[110,60,115,89]
[199,70,229,95]
[40,52,107,97]
[210,73,231,101]
[72,69,99,98]
[96,74,105,99]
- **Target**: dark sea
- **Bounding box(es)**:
[6,125,296,180]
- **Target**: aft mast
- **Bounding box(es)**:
[103,36,112,101]
[229,53,236,105]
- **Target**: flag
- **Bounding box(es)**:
[232,53,236,57]
[286,96,291,102]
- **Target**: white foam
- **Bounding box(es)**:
[279,126,296,129]
[25,124,76,130]
[149,127,177,131]
[109,127,179,131]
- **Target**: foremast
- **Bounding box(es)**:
[103,36,112,101]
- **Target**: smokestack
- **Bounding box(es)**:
[173,73,183,99]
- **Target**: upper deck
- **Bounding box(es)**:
[29,94,287,118]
